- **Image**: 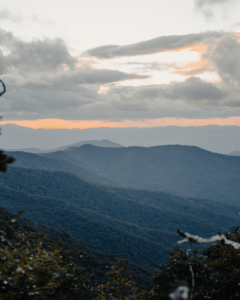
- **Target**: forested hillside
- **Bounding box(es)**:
[11,150,118,185]
[1,166,240,270]
[0,207,151,289]
[9,144,240,205]
[42,144,240,205]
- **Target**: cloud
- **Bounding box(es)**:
[0,29,77,76]
[0,28,146,86]
[120,61,175,73]
[195,0,237,18]
[196,0,233,7]
[0,8,52,25]
[0,73,236,122]
[1,30,240,122]
[83,32,224,59]
[56,67,148,85]
[0,9,22,22]
[172,59,213,76]
[232,22,240,28]
[209,36,240,84]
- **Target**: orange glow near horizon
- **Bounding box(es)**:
[1,117,240,129]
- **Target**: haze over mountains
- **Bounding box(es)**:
[10,144,240,206]
[2,133,240,271]
[1,124,240,154]
[229,151,240,156]
[6,139,123,154]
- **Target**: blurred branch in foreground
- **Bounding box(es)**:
[0,80,15,172]
[177,229,240,249]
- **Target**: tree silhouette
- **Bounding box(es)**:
[0,80,15,172]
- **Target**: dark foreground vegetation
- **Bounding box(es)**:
[1,208,240,299]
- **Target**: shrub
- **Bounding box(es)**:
[0,210,146,299]
[146,227,240,300]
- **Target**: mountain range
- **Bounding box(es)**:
[2,124,240,154]
[9,144,240,206]
[1,162,240,270]
[5,139,123,153]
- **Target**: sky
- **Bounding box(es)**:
[0,0,240,129]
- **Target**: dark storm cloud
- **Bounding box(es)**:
[83,32,224,59]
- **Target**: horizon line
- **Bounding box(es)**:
[1,117,240,129]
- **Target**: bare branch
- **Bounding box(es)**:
[0,80,6,97]
[177,229,240,250]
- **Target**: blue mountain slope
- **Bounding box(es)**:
[41,145,240,205]
[1,166,240,270]
[10,151,118,186]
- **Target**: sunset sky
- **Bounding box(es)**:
[0,0,240,129]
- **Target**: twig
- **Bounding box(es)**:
[0,80,6,97]
[177,229,240,249]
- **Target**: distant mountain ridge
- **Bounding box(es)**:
[8,144,240,205]
[229,151,240,156]
[6,139,124,153]
[2,124,240,154]
[40,144,240,206]
[1,165,240,270]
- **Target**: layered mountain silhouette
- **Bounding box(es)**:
[10,144,240,205]
[2,124,240,154]
[6,139,123,153]
[1,165,240,270]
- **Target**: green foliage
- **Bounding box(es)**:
[0,233,94,299]
[0,230,91,299]
[146,227,240,300]
[3,209,240,300]
[97,258,143,300]
[0,207,152,291]
[0,211,147,299]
